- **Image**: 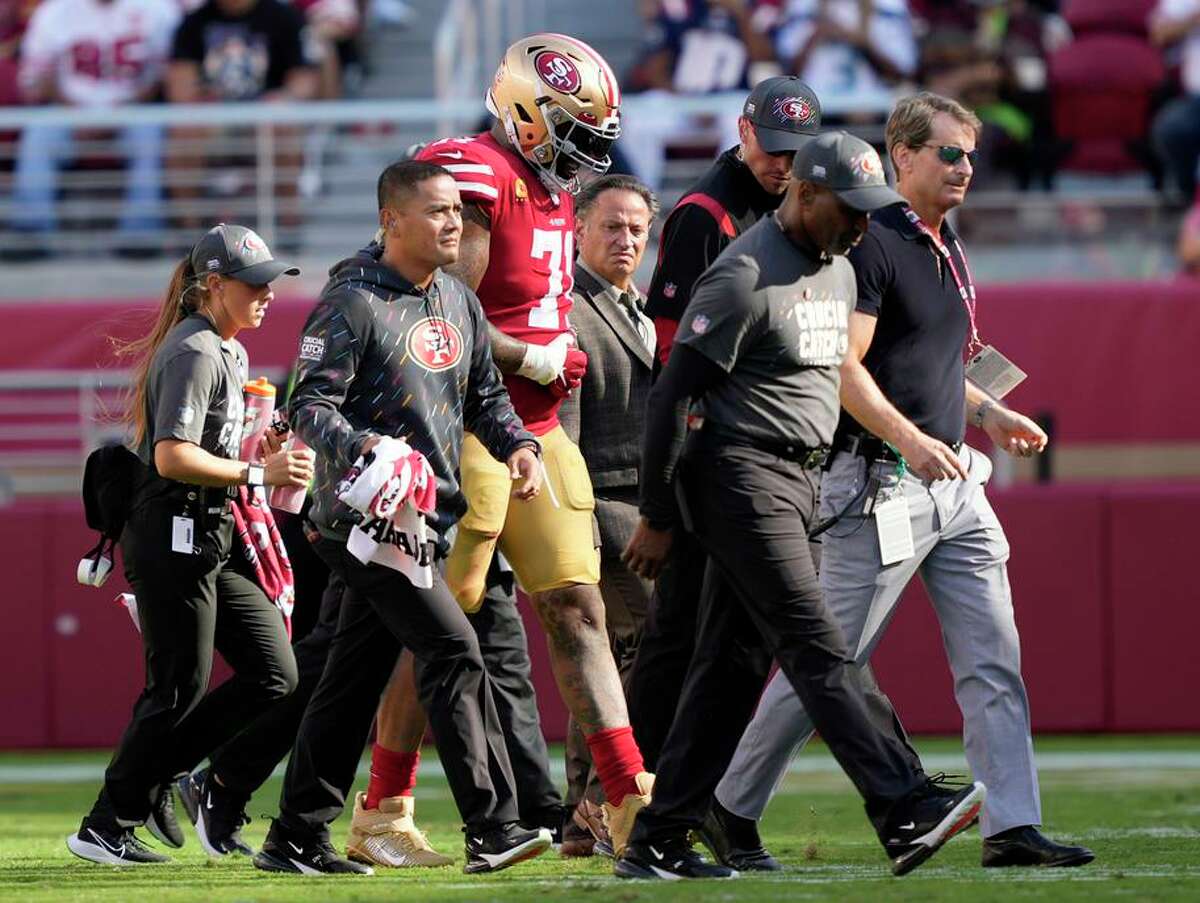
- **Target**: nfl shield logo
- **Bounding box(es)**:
[691,314,710,334]
[663,282,677,299]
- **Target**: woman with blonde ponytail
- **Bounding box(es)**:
[69,224,312,867]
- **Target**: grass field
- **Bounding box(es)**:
[2,735,1198,902]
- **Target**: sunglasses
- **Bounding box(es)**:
[921,144,979,166]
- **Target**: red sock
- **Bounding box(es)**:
[365,744,420,809]
[585,726,645,807]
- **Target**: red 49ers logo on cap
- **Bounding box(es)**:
[771,96,816,126]
[534,50,581,94]
[851,149,884,182]
[406,318,464,372]
[238,230,267,256]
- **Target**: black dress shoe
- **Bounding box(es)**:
[696,799,781,871]
[982,826,1095,868]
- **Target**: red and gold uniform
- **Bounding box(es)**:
[420,131,576,436]
[417,34,621,610]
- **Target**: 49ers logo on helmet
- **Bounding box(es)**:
[771,96,816,126]
[534,50,581,94]
[406,318,463,372]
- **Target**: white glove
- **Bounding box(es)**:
[516,333,573,385]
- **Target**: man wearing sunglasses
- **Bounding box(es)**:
[710,92,1095,871]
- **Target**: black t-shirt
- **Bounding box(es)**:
[839,204,972,447]
[172,0,314,101]
[645,147,783,356]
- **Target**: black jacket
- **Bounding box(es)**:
[289,246,535,544]
[644,146,782,359]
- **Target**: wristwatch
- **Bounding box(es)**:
[972,399,996,429]
[245,463,265,487]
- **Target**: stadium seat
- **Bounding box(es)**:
[1062,0,1155,37]
[0,59,20,173]
[1048,33,1165,174]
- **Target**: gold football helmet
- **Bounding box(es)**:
[485,33,621,193]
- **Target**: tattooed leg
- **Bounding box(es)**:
[531,584,628,735]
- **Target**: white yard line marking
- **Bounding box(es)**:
[1,750,1198,785]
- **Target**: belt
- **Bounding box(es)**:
[833,432,962,463]
[696,426,830,470]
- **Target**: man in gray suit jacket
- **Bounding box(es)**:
[558,174,659,857]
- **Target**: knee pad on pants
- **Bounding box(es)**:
[445,527,499,613]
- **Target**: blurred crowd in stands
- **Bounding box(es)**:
[0,0,386,254]
[1,0,1199,274]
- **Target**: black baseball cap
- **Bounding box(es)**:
[742,76,822,153]
[792,131,904,212]
[190,224,300,286]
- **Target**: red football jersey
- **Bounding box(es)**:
[418,132,575,436]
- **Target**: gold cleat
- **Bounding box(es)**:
[602,772,654,859]
[345,792,454,868]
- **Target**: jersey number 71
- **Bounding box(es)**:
[528,228,574,330]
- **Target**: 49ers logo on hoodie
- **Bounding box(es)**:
[406,317,464,371]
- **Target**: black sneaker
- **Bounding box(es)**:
[145,783,184,849]
[883,778,987,876]
[696,799,781,872]
[253,819,373,875]
[522,805,566,849]
[176,768,252,856]
[67,818,171,866]
[464,823,552,874]
[615,835,737,880]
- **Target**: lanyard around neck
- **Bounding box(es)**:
[902,206,981,357]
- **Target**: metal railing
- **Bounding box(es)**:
[0,99,494,259]
[0,367,287,498]
[0,92,1175,286]
[433,0,549,136]
[0,89,892,265]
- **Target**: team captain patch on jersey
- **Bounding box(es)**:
[417,132,575,436]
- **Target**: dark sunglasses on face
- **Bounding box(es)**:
[922,143,979,166]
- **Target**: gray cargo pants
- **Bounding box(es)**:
[714,445,1041,838]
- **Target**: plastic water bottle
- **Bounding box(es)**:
[269,433,310,514]
[240,377,276,463]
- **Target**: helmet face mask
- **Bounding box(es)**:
[545,103,618,181]
[487,34,621,194]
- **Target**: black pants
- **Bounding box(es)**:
[632,446,923,841]
[101,500,297,823]
[467,586,562,821]
[625,528,704,772]
[278,538,518,839]
[210,569,345,796]
[210,566,558,821]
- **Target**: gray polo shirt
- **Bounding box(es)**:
[135,314,248,466]
[676,214,855,449]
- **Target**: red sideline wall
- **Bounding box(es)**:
[3,484,1199,748]
[4,279,1200,444]
[2,278,1199,746]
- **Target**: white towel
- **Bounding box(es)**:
[338,437,434,588]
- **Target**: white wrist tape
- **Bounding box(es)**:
[516,334,571,385]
